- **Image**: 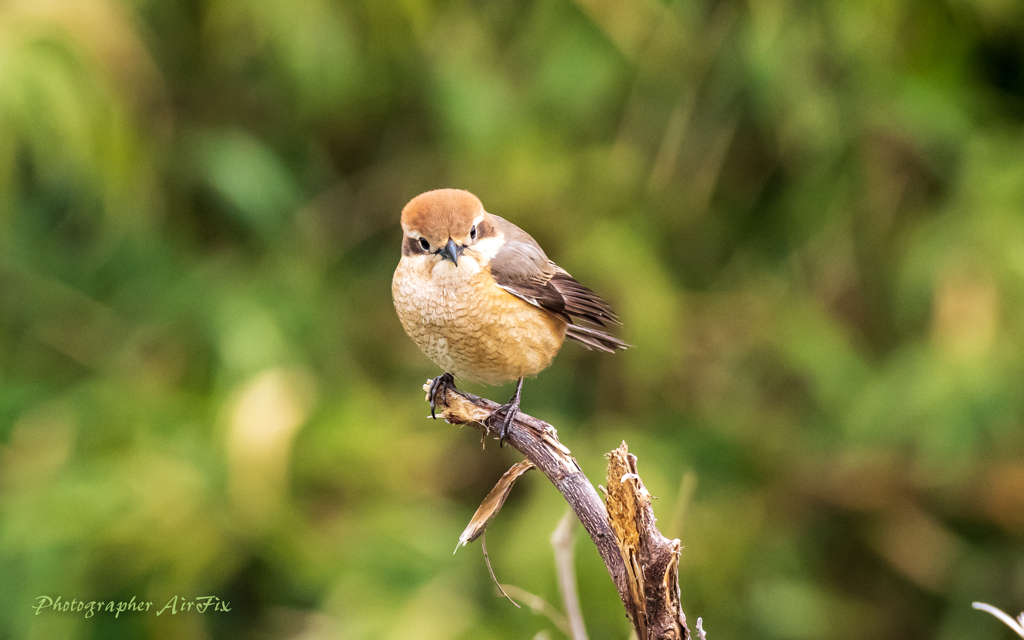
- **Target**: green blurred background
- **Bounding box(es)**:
[3,0,1024,638]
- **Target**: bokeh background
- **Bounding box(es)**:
[3,0,1024,638]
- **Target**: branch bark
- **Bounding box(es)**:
[427,381,690,640]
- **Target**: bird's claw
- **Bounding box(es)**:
[488,404,519,448]
[428,372,456,419]
[486,378,523,448]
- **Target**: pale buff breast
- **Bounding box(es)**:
[392,256,567,385]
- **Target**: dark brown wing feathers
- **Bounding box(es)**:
[488,215,629,352]
[565,323,630,352]
[549,269,619,326]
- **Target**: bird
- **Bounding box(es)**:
[392,188,629,445]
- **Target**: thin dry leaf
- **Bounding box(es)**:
[456,459,535,549]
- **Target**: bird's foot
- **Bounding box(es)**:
[486,400,520,448]
[485,378,524,448]
[428,372,456,419]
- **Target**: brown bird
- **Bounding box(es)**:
[392,188,629,444]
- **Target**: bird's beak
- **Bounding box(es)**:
[439,238,462,265]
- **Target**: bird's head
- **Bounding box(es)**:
[399,189,498,269]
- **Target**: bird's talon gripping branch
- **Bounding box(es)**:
[486,403,518,447]
[486,377,524,447]
[429,372,456,419]
[429,372,456,418]
[495,407,518,447]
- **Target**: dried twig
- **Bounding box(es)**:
[481,533,519,608]
[551,510,588,640]
[426,381,690,640]
[973,602,1024,638]
[498,584,572,636]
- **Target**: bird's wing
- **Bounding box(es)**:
[488,216,627,352]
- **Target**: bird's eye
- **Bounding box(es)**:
[418,237,430,252]
[470,225,477,241]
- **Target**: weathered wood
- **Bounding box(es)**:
[427,381,690,640]
[607,443,688,640]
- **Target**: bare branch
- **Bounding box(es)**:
[426,380,690,640]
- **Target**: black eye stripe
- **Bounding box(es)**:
[475,220,492,240]
[404,236,431,256]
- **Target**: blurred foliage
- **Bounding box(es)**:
[2,0,1024,638]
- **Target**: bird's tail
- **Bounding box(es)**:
[565,323,631,352]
